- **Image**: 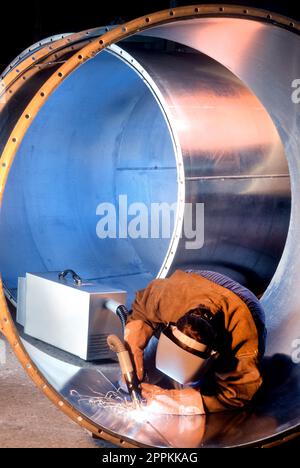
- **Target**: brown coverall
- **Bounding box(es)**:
[128,269,263,413]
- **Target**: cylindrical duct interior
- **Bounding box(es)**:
[0,6,299,448]
[0,48,179,305]
[0,44,291,302]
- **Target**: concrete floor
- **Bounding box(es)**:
[0,334,114,448]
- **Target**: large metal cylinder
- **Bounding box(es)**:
[0,5,299,448]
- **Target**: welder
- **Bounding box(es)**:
[125,269,266,415]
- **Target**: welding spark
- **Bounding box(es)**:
[70,388,147,418]
[70,388,173,447]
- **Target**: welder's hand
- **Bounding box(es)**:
[141,383,205,415]
[124,320,154,381]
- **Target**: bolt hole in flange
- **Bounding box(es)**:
[0,6,299,448]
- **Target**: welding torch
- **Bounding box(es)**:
[107,334,142,409]
[105,299,142,409]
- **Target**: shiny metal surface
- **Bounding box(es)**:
[121,45,290,293]
[0,46,178,306]
[0,26,112,155]
[140,17,300,356]
[0,44,290,300]
[23,339,300,448]
[0,9,300,448]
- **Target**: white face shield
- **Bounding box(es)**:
[155,325,217,385]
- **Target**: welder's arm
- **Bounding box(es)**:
[201,354,263,412]
[141,383,205,415]
[124,320,154,381]
[200,302,264,412]
[125,282,162,380]
[140,355,262,415]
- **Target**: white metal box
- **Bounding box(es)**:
[23,272,126,361]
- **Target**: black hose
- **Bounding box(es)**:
[116,305,129,331]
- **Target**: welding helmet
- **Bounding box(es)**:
[155,310,219,385]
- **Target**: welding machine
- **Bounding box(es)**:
[17,270,126,361]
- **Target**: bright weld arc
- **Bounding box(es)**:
[69,388,173,446]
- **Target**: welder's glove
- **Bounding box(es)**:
[141,383,205,415]
[124,320,154,381]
